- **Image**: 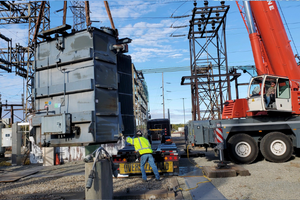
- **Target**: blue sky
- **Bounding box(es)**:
[1,1,300,124]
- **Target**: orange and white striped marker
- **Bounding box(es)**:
[214,128,223,143]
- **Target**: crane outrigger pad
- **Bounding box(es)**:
[202,165,250,178]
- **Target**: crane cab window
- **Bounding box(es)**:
[277,78,290,99]
[249,77,263,97]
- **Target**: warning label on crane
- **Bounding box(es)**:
[214,128,223,143]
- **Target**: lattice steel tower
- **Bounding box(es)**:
[0,1,50,120]
[181,1,233,121]
[70,1,86,31]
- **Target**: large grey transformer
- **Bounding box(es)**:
[31,26,132,146]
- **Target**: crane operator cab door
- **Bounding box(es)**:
[275,78,292,112]
[248,75,292,112]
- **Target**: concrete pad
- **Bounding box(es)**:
[0,166,43,182]
[179,166,204,177]
[85,160,113,200]
[185,177,226,200]
[231,165,251,176]
[168,177,185,199]
[202,165,250,178]
[177,177,193,200]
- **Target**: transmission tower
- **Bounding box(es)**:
[0,1,50,120]
[70,1,86,31]
[181,1,239,121]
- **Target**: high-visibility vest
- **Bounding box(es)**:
[126,136,153,155]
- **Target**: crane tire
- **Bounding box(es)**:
[227,133,259,164]
[260,132,293,163]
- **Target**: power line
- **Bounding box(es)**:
[278,1,299,56]
[170,0,188,17]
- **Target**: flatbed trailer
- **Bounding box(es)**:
[113,142,179,175]
[186,114,300,164]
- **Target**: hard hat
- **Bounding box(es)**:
[136,130,143,136]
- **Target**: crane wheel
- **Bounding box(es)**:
[227,133,259,164]
[260,132,293,163]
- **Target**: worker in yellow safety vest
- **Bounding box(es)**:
[126,130,161,182]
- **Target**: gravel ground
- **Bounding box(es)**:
[184,143,300,200]
[0,161,86,199]
[114,176,172,192]
[1,137,300,199]
[0,160,176,199]
[210,158,300,199]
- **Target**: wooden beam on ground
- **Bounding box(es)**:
[0,167,43,183]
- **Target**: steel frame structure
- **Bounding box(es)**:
[0,1,50,120]
[133,65,148,134]
[70,1,86,31]
[181,2,239,121]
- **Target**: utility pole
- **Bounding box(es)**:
[181,98,186,124]
[162,72,165,118]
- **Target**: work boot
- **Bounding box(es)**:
[142,179,148,182]
[155,178,162,181]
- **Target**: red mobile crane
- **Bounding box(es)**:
[187,1,300,164]
[223,1,300,117]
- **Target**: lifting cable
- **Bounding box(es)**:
[177,144,212,192]
[277,2,300,59]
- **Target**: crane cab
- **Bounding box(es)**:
[248,75,292,112]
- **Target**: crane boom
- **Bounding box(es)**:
[223,1,300,119]
[250,1,300,80]
[242,1,300,80]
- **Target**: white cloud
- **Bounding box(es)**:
[179,57,190,62]
[130,46,180,63]
[0,24,28,47]
[89,1,161,26]
[88,1,191,64]
[110,1,159,19]
[169,54,183,58]
[0,73,24,103]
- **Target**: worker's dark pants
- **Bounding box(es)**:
[266,95,271,107]
[140,153,160,181]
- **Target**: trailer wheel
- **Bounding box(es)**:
[227,134,258,164]
[260,132,293,163]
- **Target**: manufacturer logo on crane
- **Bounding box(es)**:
[267,1,275,11]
